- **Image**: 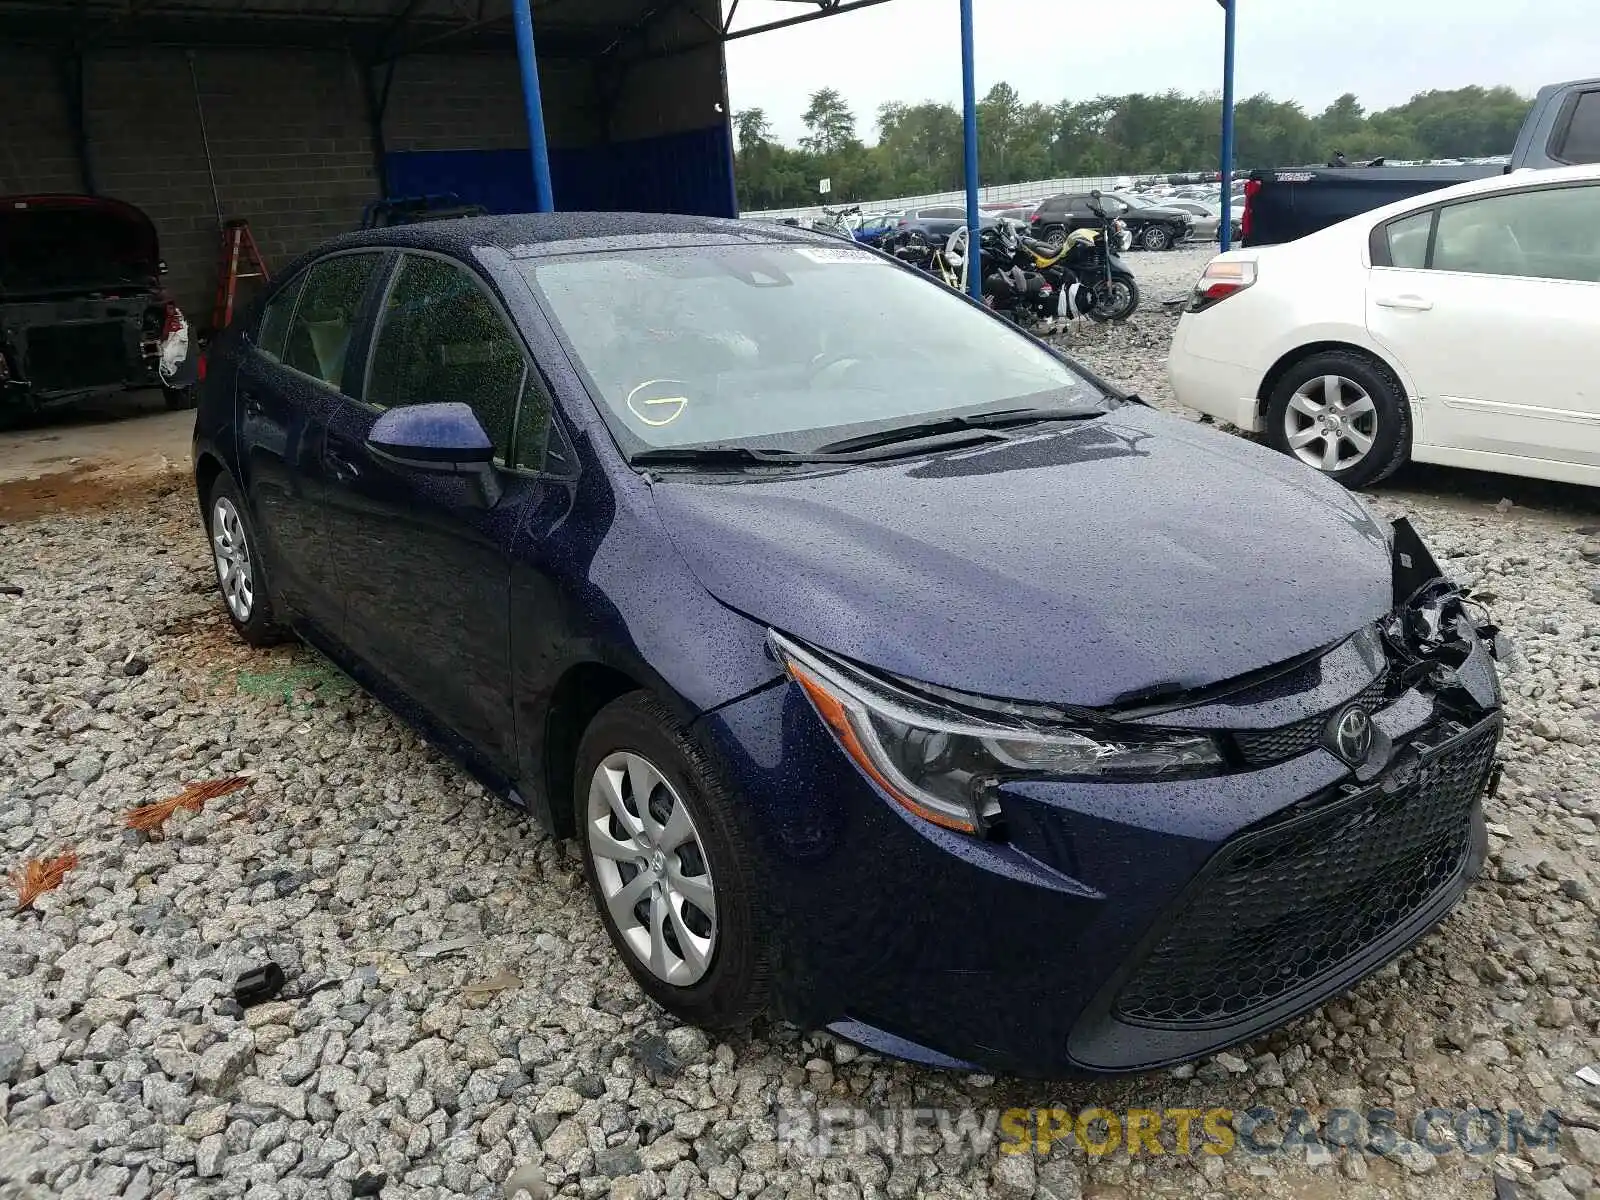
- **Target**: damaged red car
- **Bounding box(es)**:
[0,194,197,415]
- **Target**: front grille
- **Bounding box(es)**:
[25,322,128,390]
[1233,674,1389,766]
[1113,719,1498,1029]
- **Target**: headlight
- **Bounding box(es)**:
[770,632,1222,835]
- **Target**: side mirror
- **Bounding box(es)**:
[366,402,500,506]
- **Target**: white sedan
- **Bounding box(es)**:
[1167,164,1600,488]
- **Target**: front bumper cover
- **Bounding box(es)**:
[698,518,1505,1077]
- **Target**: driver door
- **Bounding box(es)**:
[320,252,552,774]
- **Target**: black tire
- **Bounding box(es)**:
[163,384,197,411]
[1264,349,1410,489]
[204,473,288,647]
[575,692,771,1030]
[1087,275,1141,323]
[1139,224,1174,252]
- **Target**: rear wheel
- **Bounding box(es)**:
[1139,224,1174,252]
[1264,350,1410,488]
[206,474,286,646]
[575,693,770,1029]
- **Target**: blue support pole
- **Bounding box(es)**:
[959,0,981,300]
[511,0,555,213]
[1218,0,1237,250]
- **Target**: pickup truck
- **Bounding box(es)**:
[1242,77,1600,246]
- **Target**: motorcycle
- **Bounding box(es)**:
[810,204,862,242]
[1023,192,1141,323]
[946,224,1058,327]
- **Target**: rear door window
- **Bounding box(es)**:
[256,275,305,362]
[282,253,382,390]
[1433,185,1600,282]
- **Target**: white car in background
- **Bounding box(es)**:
[1167,164,1600,488]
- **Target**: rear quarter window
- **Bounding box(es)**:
[1372,209,1435,269]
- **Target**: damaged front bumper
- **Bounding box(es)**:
[697,516,1508,1076]
[1064,516,1509,1070]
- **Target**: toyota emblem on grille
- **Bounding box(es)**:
[1329,705,1374,765]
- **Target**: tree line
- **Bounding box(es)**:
[734,84,1533,211]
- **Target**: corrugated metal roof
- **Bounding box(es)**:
[0,0,685,58]
[0,1,892,59]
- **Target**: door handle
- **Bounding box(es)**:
[241,390,264,416]
[326,452,362,483]
[1375,294,1434,311]
[325,437,363,483]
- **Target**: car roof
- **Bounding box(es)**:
[297,211,844,266]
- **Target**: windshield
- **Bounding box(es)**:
[522,243,1106,457]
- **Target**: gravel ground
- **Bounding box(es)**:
[3,246,1599,1200]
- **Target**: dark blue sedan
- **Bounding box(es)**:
[192,213,1504,1076]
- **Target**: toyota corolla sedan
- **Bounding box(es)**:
[192,213,1505,1076]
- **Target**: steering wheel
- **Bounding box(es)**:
[626,379,691,427]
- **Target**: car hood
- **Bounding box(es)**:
[651,406,1393,708]
[0,195,161,298]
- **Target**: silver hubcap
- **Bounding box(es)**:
[211,496,254,622]
[587,751,717,986]
[1285,375,1378,473]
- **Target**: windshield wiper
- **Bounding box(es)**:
[813,406,1102,455]
[631,446,830,468]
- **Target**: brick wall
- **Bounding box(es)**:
[0,45,547,320]
[83,48,380,319]
[384,53,605,152]
[0,38,726,320]
[0,51,84,195]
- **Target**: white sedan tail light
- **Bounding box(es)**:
[1189,259,1257,313]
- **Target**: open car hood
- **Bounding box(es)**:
[0,195,161,298]
[652,406,1394,709]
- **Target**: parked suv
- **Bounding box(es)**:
[1032,192,1194,251]
[0,195,196,414]
[896,205,998,241]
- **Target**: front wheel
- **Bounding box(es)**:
[575,693,771,1030]
[1138,224,1174,252]
[1264,350,1410,488]
[1087,275,1141,323]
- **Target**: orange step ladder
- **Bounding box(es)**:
[209,219,270,332]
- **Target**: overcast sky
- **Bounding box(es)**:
[724,0,1596,144]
